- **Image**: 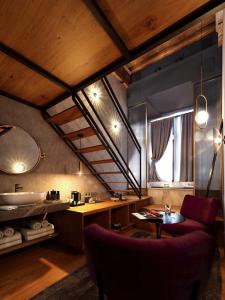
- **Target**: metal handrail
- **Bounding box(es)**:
[72,93,141,197]
[102,77,141,152]
[81,89,140,190]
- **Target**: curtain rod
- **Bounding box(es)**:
[150,107,193,123]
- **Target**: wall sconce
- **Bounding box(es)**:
[13,161,26,173]
[195,94,209,129]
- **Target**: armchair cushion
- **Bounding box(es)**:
[161,218,208,235]
[180,195,218,225]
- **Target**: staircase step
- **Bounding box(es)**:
[80,145,105,153]
[90,159,114,165]
[65,127,95,140]
[49,106,82,125]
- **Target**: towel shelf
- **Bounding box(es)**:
[0,232,58,255]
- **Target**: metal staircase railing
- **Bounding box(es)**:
[73,77,142,197]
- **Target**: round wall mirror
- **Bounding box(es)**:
[0,125,41,174]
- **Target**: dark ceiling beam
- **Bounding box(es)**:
[0,90,40,110]
[83,0,130,59]
[0,42,73,93]
[42,0,225,110]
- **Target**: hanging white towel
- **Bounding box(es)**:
[2,226,14,237]
[0,232,21,245]
[0,238,22,250]
[22,229,54,241]
[27,220,42,230]
[20,224,54,237]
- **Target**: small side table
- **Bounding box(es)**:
[148,212,185,239]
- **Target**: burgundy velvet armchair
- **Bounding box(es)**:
[84,224,214,300]
[161,194,219,236]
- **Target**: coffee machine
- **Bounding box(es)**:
[70,191,83,206]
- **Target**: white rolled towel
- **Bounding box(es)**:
[22,229,54,241]
[41,219,49,228]
[2,226,14,237]
[20,224,54,237]
[27,220,42,230]
[0,232,21,245]
[0,230,3,240]
[0,239,22,250]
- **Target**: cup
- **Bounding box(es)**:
[164,203,171,215]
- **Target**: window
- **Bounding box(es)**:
[149,109,193,183]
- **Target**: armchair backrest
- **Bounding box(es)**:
[84,224,214,300]
[181,194,219,225]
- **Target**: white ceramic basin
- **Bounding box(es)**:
[0,192,46,205]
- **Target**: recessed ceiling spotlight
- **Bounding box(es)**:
[111,120,120,134]
[88,85,102,104]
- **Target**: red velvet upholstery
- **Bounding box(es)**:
[180,195,219,225]
[162,194,219,235]
[84,224,214,300]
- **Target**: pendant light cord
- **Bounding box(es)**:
[200,21,203,95]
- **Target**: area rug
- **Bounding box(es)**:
[32,233,221,300]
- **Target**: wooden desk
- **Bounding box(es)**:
[52,196,151,252]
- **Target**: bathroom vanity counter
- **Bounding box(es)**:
[0,201,70,222]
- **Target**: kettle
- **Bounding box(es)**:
[71,191,81,206]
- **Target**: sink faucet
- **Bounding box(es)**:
[15,184,23,193]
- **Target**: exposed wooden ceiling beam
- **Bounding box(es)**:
[0,42,72,93]
[83,0,130,59]
[43,0,225,110]
[129,17,216,73]
[113,66,131,88]
[216,10,223,47]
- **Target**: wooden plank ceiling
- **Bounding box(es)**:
[0,0,220,107]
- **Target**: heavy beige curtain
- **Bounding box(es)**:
[149,118,172,181]
[180,112,193,181]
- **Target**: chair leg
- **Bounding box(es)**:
[97,270,105,300]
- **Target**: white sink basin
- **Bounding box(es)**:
[0,192,46,205]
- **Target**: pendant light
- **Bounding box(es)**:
[195,22,209,129]
[77,133,83,176]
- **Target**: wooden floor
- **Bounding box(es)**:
[0,242,86,300]
[0,232,224,300]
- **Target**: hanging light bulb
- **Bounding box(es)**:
[77,134,84,175]
[195,22,209,129]
[195,94,209,128]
